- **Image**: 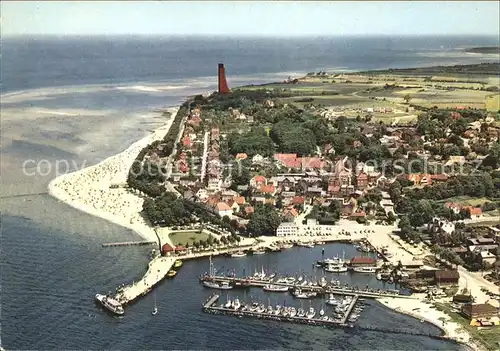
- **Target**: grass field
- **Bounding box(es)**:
[169,231,210,246]
[485,94,500,112]
[439,196,492,206]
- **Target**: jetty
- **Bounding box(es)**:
[202,294,360,328]
[102,240,156,247]
[114,256,175,305]
[199,275,410,299]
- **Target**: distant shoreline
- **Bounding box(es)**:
[464,47,499,54]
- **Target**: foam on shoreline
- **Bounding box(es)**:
[48,107,179,243]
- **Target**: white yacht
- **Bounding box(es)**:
[263,284,289,292]
[352,266,377,273]
[95,294,124,315]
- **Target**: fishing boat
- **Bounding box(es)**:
[203,280,233,290]
[231,251,246,258]
[263,284,289,292]
[325,263,348,273]
[352,266,377,273]
[173,259,183,269]
[166,270,177,278]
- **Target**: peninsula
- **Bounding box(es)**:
[49,62,500,350]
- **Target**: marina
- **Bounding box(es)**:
[202,293,361,327]
[199,274,408,299]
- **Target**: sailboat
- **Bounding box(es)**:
[319,297,325,316]
[151,292,158,315]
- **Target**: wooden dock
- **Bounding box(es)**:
[340,295,359,324]
[102,241,157,247]
[113,256,176,305]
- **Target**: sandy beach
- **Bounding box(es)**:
[48,107,179,244]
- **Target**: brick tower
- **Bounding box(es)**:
[218,63,230,94]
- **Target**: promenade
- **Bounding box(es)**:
[114,256,176,305]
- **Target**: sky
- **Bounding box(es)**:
[1,1,499,37]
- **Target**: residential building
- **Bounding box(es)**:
[276,222,299,237]
[216,202,233,218]
[461,303,498,321]
[434,270,460,286]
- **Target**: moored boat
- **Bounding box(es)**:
[95,294,124,315]
[203,280,233,290]
[166,270,177,278]
[231,251,246,258]
[352,266,377,273]
[173,259,183,269]
[263,284,289,292]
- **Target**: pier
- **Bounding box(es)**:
[202,294,357,328]
[199,275,411,299]
[114,256,175,305]
[102,240,157,247]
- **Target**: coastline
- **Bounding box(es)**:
[47,107,179,244]
[377,296,484,351]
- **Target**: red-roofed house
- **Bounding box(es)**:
[301,157,324,170]
[260,184,276,195]
[292,196,305,205]
[182,136,192,147]
[466,206,483,219]
[250,175,267,188]
[161,243,175,255]
[235,153,248,160]
[234,196,246,205]
[216,202,233,218]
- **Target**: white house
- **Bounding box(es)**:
[207,178,222,192]
[216,202,233,218]
[276,222,299,237]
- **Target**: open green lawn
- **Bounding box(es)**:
[169,231,210,246]
[434,302,500,351]
[438,196,492,206]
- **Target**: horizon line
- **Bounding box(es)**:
[3,33,499,39]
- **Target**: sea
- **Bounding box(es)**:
[1,35,499,350]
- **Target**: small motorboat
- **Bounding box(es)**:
[202,281,233,290]
[166,270,177,278]
[231,251,246,258]
[173,259,183,269]
[263,284,289,292]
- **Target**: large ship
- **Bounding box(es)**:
[95,294,124,315]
